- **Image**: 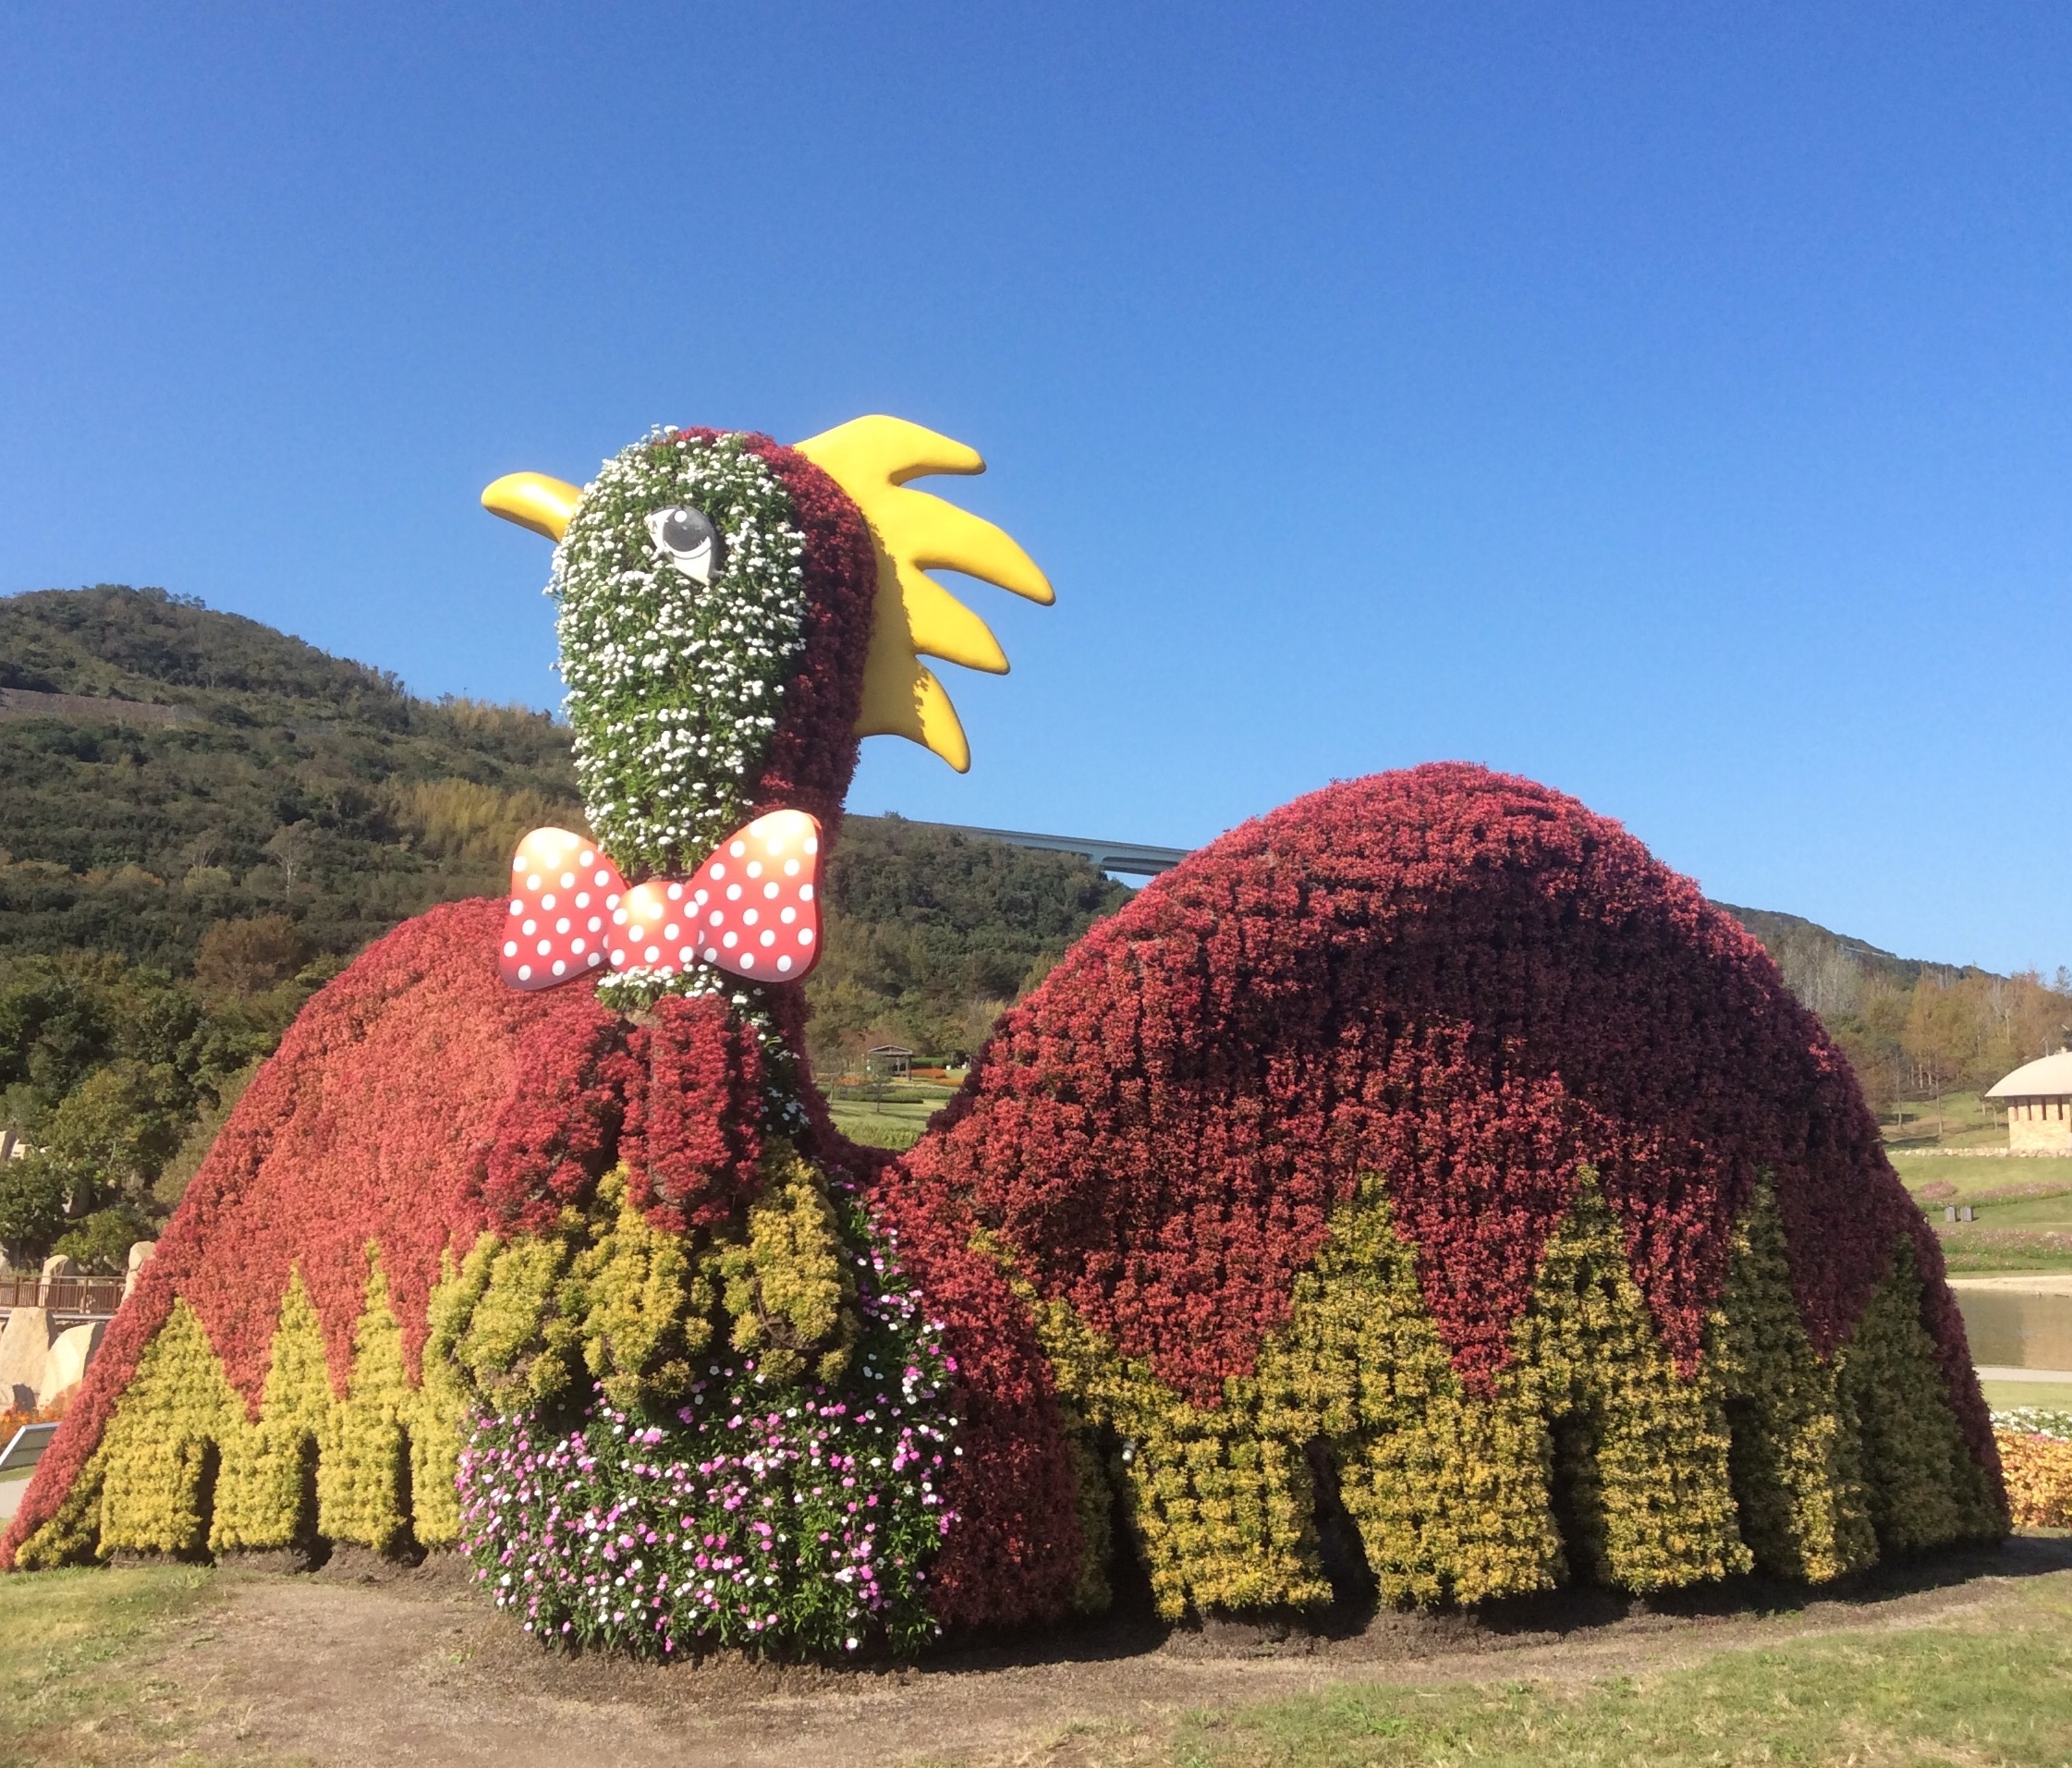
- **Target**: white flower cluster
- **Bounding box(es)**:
[551,432,809,884]
[1993,1406,2072,1441]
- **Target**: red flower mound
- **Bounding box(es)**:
[865,1160,1086,1630]
[909,763,1989,1469]
[619,994,768,1234]
[0,899,636,1567]
[482,998,640,1232]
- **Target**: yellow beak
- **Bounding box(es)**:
[481,472,583,542]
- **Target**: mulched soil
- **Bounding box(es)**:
[122,1536,2072,1767]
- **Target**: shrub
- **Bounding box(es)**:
[1993,1409,2072,1528]
[194,916,308,997]
[910,765,2005,1613]
[457,1195,957,1658]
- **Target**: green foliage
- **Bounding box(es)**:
[452,1179,718,1419]
[34,1064,188,1199]
[21,1255,477,1566]
[710,1142,859,1386]
[806,814,1128,1068]
[1834,1238,2006,1548]
[0,1158,67,1268]
[998,1173,1995,1622]
[0,951,219,1123]
[191,914,307,995]
[451,1146,861,1418]
[1706,1186,1879,1581]
[0,585,578,973]
[0,949,278,1259]
[54,1205,156,1271]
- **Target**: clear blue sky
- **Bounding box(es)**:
[3,6,2066,973]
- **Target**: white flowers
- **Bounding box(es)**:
[551,431,810,906]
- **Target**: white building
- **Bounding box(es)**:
[1986,1051,2072,1152]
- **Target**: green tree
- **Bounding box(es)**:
[35,1061,188,1210]
[54,1204,154,1272]
[0,1153,67,1263]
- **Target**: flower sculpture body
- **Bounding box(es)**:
[0,424,2005,1648]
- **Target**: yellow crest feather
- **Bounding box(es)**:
[793,415,1052,773]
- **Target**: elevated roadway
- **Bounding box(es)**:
[932,823,1191,878]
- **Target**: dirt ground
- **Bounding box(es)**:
[128,1536,2072,1767]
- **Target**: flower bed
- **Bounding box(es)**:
[1992,1410,2072,1528]
[457,1200,958,1657]
[910,764,2006,1613]
[2,761,2011,1643]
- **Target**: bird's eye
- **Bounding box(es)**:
[644,505,723,584]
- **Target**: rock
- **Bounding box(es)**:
[36,1257,79,1307]
[0,1310,55,1403]
[42,1321,104,1404]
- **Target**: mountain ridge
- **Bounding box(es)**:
[0,585,1991,1003]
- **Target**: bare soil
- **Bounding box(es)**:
[135,1537,2072,1767]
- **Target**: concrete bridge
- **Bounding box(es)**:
[934,823,1192,878]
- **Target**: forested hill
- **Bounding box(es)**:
[1714,902,1984,1010]
[2,583,2041,1080]
[0,585,580,968]
[0,585,1127,1068]
[1,585,2059,1267]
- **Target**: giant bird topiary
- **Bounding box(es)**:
[1,420,2005,1654]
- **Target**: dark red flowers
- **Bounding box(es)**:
[912,763,1990,1472]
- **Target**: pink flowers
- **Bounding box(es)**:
[456,1198,962,1657]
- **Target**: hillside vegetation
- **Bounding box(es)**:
[0,585,580,969]
[1719,900,2072,1126]
[0,587,1127,1258]
[1,585,2063,1267]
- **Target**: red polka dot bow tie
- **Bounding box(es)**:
[501,810,823,992]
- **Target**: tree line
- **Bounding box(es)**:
[1822,967,2072,1123]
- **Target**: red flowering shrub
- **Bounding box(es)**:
[6,760,1999,1618]
[618,994,768,1234]
[913,763,1993,1477]
[480,992,637,1231]
[739,435,878,837]
[864,1160,1085,1630]
[0,900,633,1566]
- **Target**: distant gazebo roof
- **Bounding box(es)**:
[1986,1052,2072,1099]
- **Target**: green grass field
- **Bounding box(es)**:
[825,1080,958,1152]
[1886,1150,2072,1274]
[0,1564,219,1762]
[1170,1573,2072,1766]
[1882,1089,2015,1152]
[1983,1379,2072,1410]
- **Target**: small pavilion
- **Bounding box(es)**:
[1986,1051,2072,1152]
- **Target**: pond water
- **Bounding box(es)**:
[1952,1289,2072,1371]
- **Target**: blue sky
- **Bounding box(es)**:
[2,5,2066,972]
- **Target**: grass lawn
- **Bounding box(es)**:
[1886,1152,2072,1274]
[0,1563,223,1763]
[825,1079,958,1152]
[1172,1570,2072,1768]
[1890,1152,2072,1199]
[1881,1089,2015,1152]
[1984,1378,2072,1409]
[0,1554,2068,1763]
